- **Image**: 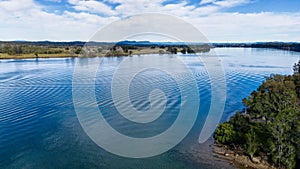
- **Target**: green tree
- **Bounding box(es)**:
[243,74,299,168]
[244,126,259,160]
[268,108,298,169]
[243,74,297,122]
[215,61,300,168]
[75,48,82,54]
[34,52,39,58]
[181,48,187,54]
[214,122,237,144]
[293,60,300,74]
[228,112,250,144]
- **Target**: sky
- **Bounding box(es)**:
[0,0,299,42]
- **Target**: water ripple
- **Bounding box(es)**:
[0,49,300,169]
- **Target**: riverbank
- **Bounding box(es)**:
[213,42,300,52]
[185,138,275,169]
[0,50,154,59]
[0,40,211,59]
[213,144,276,169]
[0,47,174,59]
[2,41,299,59]
[0,53,78,59]
[181,138,236,169]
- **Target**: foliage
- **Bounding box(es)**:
[244,126,259,160]
[166,47,178,54]
[214,122,237,144]
[214,42,300,52]
[293,60,300,74]
[74,48,82,54]
[0,44,65,55]
[214,61,300,169]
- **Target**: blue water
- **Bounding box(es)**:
[0,48,299,169]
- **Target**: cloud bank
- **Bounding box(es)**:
[0,0,299,42]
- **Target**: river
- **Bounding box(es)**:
[0,48,299,169]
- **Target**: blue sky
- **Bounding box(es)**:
[0,0,299,42]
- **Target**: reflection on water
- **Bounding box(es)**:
[0,48,299,169]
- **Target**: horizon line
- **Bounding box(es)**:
[1,40,300,44]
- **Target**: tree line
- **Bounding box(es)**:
[0,44,65,55]
[214,42,300,52]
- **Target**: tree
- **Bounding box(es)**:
[243,74,299,168]
[181,48,187,54]
[214,61,300,168]
[34,52,39,58]
[268,108,298,169]
[75,48,82,54]
[244,126,259,160]
[214,122,237,144]
[293,60,300,74]
[243,74,297,121]
[227,112,251,145]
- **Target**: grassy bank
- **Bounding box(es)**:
[0,48,163,59]
[0,41,212,59]
[0,53,79,59]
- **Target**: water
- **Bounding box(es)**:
[0,48,299,169]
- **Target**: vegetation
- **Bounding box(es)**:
[214,42,300,52]
[3,41,299,59]
[0,41,84,59]
[214,61,300,169]
[0,41,211,59]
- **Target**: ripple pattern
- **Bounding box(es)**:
[1,48,300,168]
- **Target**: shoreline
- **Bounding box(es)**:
[1,47,299,60]
[182,138,237,169]
[0,53,78,60]
[0,49,166,60]
[213,144,276,169]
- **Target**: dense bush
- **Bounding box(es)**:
[214,62,300,169]
[0,43,64,55]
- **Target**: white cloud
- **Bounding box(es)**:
[0,0,118,41]
[198,0,254,14]
[193,5,220,15]
[199,0,253,7]
[200,0,216,5]
[68,0,117,15]
[103,0,254,17]
[45,0,62,2]
[0,0,37,11]
[0,0,299,42]
[186,12,300,42]
[213,0,253,8]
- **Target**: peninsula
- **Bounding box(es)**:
[1,41,300,59]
